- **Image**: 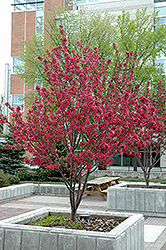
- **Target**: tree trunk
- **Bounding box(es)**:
[144,171,150,188]
[133,166,137,171]
[70,207,77,222]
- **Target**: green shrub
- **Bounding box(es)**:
[35,168,60,181]
[47,177,63,182]
[0,170,10,187]
[15,168,34,181]
[14,167,64,182]
[9,175,20,185]
[0,133,25,175]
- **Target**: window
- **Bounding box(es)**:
[36,10,44,34]
[27,0,36,11]
[12,94,24,111]
[156,59,166,65]
[37,2,44,10]
[110,153,121,166]
[158,16,166,24]
[13,0,44,12]
[13,57,24,73]
[154,5,166,75]
[155,6,166,16]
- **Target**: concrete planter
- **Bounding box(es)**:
[107,182,166,217]
[0,207,144,250]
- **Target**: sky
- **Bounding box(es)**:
[0,1,13,95]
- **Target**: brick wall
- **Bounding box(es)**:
[11,0,69,112]
[26,11,36,41]
[11,12,25,57]
[11,10,36,100]
[45,0,63,12]
[10,74,23,95]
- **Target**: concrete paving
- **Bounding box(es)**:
[0,194,166,249]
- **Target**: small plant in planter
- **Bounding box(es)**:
[0,26,162,221]
[27,213,124,232]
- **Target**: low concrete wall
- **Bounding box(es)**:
[34,184,69,196]
[0,208,144,250]
[0,184,69,203]
[0,184,35,202]
[107,182,166,217]
[92,169,166,179]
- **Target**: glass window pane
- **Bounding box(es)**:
[123,154,133,166]
[15,0,25,3]
[155,6,166,16]
[76,0,86,4]
[14,0,26,11]
[37,2,44,10]
[156,59,166,66]
[27,3,36,10]
[13,94,24,104]
[13,57,24,73]
[159,16,166,24]
[109,153,121,166]
[15,4,26,11]
[36,10,44,34]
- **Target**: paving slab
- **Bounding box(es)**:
[144,225,166,242]
[0,194,166,249]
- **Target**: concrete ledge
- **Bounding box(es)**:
[34,184,69,196]
[92,169,166,179]
[0,184,69,203]
[0,184,35,202]
[107,182,166,217]
[0,208,144,250]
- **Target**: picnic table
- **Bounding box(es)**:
[77,176,121,201]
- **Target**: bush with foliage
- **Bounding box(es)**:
[0,170,11,187]
[15,167,63,182]
[8,175,20,185]
[15,168,33,181]
[0,133,25,175]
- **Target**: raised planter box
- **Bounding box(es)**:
[107,182,166,217]
[0,207,144,250]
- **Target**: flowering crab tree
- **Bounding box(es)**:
[0,26,160,221]
[133,81,166,187]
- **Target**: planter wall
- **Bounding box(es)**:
[0,208,144,250]
[0,184,35,202]
[107,182,166,217]
[0,184,69,202]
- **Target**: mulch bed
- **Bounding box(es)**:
[27,215,126,232]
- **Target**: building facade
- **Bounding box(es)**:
[8,0,166,170]
[10,0,70,114]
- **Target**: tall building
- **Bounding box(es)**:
[76,0,154,15]
[10,0,165,112]
[75,0,166,171]
[9,0,166,170]
[155,1,166,74]
[10,0,71,114]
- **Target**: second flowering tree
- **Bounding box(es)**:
[0,27,161,221]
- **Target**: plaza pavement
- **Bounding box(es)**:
[0,194,166,250]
